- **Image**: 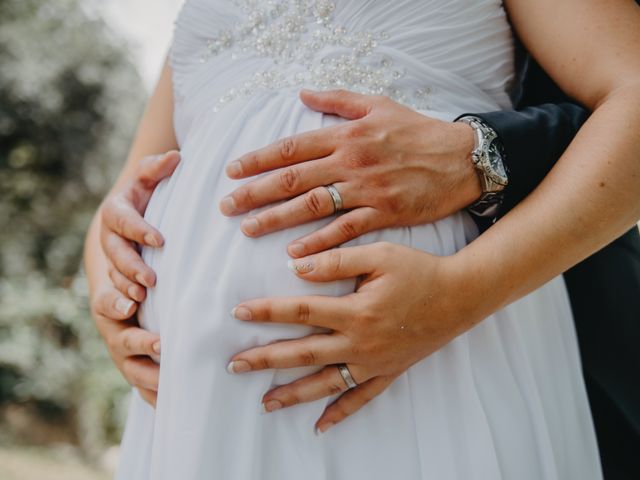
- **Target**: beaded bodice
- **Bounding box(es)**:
[170,0,515,123]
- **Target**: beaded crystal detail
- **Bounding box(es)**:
[199,0,433,112]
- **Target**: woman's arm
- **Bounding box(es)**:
[83,60,178,405]
[462,0,640,314]
[224,0,640,429]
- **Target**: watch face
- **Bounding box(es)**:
[487,141,508,184]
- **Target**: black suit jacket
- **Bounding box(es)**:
[469,37,640,479]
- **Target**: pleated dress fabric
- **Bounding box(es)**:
[116,1,603,479]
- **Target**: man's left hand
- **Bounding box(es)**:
[219,90,479,259]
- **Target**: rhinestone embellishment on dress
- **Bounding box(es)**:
[198,0,433,112]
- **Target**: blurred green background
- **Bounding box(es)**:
[0,0,168,477]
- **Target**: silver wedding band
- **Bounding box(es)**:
[324,184,344,213]
[337,363,358,389]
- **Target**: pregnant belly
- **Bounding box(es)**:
[137,93,466,388]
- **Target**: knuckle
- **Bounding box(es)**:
[279,137,297,161]
[341,122,365,140]
[337,218,360,240]
[385,191,403,214]
[303,189,325,216]
[328,381,345,395]
[235,186,257,209]
[321,367,347,394]
[274,388,300,407]
[332,398,351,418]
[297,349,316,367]
[137,171,155,190]
[255,211,275,231]
[90,297,103,318]
[259,302,273,321]
[107,266,117,283]
[254,355,273,370]
[348,149,375,168]
[376,241,396,258]
[115,214,128,236]
[328,249,344,275]
[279,167,301,194]
[296,302,311,324]
[91,291,111,318]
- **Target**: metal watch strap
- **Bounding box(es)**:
[457,115,507,218]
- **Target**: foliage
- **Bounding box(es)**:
[0,0,145,457]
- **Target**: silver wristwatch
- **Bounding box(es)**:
[457,115,508,218]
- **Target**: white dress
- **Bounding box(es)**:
[117,1,602,479]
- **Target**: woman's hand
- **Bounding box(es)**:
[219,90,479,258]
[226,242,489,434]
[100,151,180,298]
[89,280,161,407]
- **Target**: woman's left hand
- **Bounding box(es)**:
[227,242,488,434]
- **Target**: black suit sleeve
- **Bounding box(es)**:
[467,103,589,231]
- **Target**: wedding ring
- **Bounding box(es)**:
[324,184,344,213]
[336,363,358,389]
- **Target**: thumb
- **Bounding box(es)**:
[137,150,181,191]
[300,89,372,120]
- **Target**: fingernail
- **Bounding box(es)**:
[144,233,163,247]
[231,306,252,321]
[220,196,237,215]
[315,422,334,435]
[226,360,251,374]
[127,285,141,301]
[115,298,134,316]
[152,341,161,355]
[288,242,306,258]
[241,217,259,235]
[135,273,151,288]
[287,258,314,274]
[226,161,242,177]
[263,399,283,413]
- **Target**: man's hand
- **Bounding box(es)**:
[90,282,160,407]
[219,90,480,258]
[226,243,485,434]
[100,151,180,296]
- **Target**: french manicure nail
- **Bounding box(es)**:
[115,298,134,316]
[226,360,251,374]
[241,218,259,235]
[288,242,306,257]
[287,258,314,274]
[231,306,252,321]
[263,400,283,413]
[152,341,161,355]
[220,196,236,215]
[127,285,140,301]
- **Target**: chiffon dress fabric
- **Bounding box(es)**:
[116,1,602,478]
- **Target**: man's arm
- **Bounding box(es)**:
[471,103,589,227]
